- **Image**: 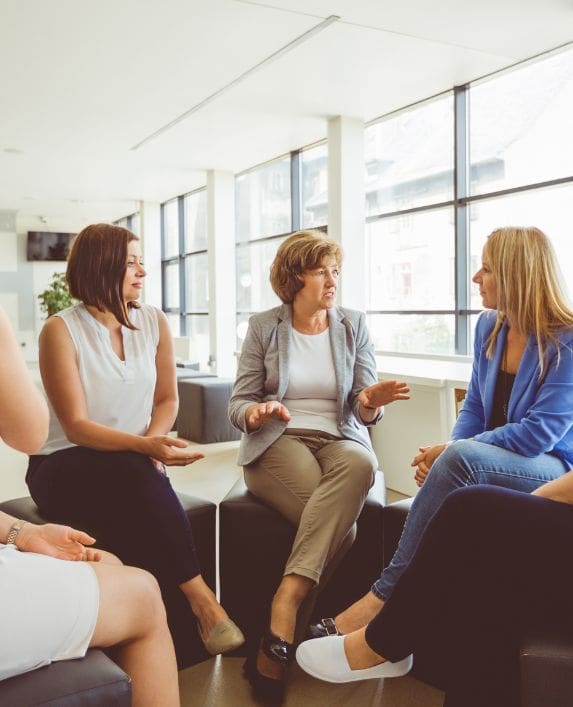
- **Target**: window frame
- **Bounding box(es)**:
[161,188,209,336]
[366,49,573,355]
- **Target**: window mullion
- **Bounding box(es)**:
[454,84,470,355]
[291,150,301,232]
[178,196,186,336]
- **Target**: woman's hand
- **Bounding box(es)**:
[15,522,101,562]
[411,443,447,487]
[359,380,410,412]
[141,435,205,466]
[245,401,291,432]
[532,470,573,504]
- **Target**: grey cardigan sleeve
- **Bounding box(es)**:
[228,316,267,433]
[349,312,383,426]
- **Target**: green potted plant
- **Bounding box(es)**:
[38,272,75,317]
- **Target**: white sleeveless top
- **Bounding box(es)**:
[282,328,341,438]
[38,302,160,455]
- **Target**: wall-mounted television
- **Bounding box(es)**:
[27,231,75,261]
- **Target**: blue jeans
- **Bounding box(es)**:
[372,439,568,601]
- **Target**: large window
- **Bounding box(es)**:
[161,189,209,367]
[235,142,328,347]
[366,45,573,355]
[114,211,140,235]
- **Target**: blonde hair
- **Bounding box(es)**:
[485,226,573,374]
[270,230,342,303]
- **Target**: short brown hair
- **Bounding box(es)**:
[66,223,139,329]
[270,230,343,303]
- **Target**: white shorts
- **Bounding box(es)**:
[0,544,100,681]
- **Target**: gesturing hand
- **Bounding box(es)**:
[143,435,205,466]
[245,401,291,432]
[411,443,447,487]
[15,522,101,562]
[359,380,410,410]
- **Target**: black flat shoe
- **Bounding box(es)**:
[307,617,341,639]
[243,630,294,704]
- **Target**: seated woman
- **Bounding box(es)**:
[0,306,179,707]
[228,230,409,701]
[311,226,573,638]
[26,223,243,659]
[297,479,573,707]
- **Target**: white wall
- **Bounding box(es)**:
[371,356,471,495]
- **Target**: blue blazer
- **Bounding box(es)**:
[229,304,381,466]
[453,310,573,466]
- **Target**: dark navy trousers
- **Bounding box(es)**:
[365,485,573,707]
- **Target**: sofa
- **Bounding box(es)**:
[384,497,573,707]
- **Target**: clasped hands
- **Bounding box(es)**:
[411,443,447,487]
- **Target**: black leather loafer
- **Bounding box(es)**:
[243,630,294,704]
[307,617,341,639]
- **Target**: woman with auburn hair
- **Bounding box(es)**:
[228,229,410,702]
[0,305,179,707]
[26,223,244,660]
[308,226,573,644]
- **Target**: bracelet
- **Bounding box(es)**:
[6,519,27,546]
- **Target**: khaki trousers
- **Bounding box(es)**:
[244,429,377,584]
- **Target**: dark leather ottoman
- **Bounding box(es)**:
[219,472,387,655]
[176,377,241,443]
[0,650,130,707]
[0,492,216,672]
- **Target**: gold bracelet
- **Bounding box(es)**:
[6,519,27,546]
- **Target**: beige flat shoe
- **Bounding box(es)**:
[201,618,245,655]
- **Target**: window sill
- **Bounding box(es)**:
[376,353,472,388]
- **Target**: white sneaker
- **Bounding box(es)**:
[296,635,413,684]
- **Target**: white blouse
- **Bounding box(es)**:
[38,302,159,455]
[282,328,341,438]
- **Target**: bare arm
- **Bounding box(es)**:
[39,316,200,466]
[532,471,573,504]
[0,307,48,453]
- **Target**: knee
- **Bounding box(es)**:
[439,485,499,524]
[126,567,167,628]
[334,449,377,491]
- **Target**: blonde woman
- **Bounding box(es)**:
[229,230,409,702]
[311,226,573,639]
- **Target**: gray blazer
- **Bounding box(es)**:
[229,303,382,466]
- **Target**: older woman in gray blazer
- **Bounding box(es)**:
[229,230,409,702]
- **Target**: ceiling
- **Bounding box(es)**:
[1,0,572,231]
